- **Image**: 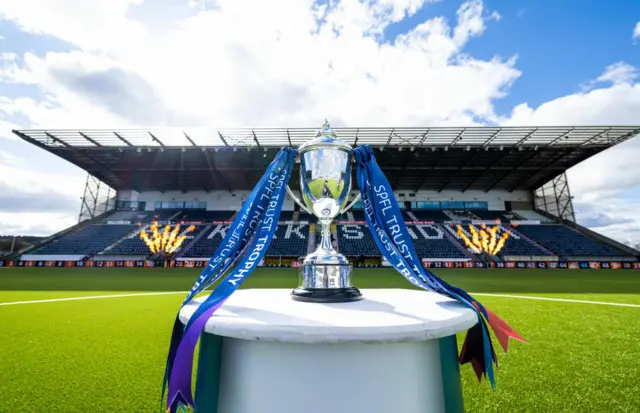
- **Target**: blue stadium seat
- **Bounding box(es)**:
[337,225,380,256]
[408,224,469,259]
[33,225,136,256]
[515,225,627,257]
[267,223,309,256]
[182,223,309,258]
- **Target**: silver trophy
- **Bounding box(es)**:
[287,121,363,303]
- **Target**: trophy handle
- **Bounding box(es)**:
[286,185,314,215]
[339,193,362,215]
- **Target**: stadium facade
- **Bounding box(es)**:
[6,126,640,268]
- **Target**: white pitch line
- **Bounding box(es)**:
[471,293,640,308]
[0,291,639,309]
[0,291,187,306]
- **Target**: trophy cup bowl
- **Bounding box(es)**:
[287,121,363,303]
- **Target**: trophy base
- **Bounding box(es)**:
[291,287,363,303]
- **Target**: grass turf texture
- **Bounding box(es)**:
[0,268,639,412]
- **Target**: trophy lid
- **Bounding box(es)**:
[298,120,352,154]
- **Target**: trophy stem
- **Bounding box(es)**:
[318,219,334,253]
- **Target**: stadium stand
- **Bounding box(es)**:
[408,224,470,259]
[337,225,380,256]
[445,224,553,258]
[101,224,208,257]
[180,223,310,258]
[181,224,227,258]
[13,126,640,264]
[515,225,627,257]
[267,223,309,257]
[30,225,137,256]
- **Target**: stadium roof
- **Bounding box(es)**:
[14,126,640,193]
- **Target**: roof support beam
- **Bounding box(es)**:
[203,149,232,192]
[447,128,466,148]
[393,150,415,189]
[79,132,102,147]
[481,129,502,148]
[437,149,479,192]
[414,149,448,191]
[183,132,197,147]
[179,149,186,193]
[114,132,134,147]
[513,128,538,147]
[544,128,574,147]
[485,150,541,192]
[252,130,261,148]
[45,132,72,147]
[461,149,513,192]
[217,132,229,146]
[149,132,166,148]
[506,146,589,192]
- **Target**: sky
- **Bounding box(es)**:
[0,0,639,245]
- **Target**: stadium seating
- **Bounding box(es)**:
[182,223,310,258]
[515,225,627,257]
[101,224,208,256]
[337,225,381,256]
[408,224,470,259]
[32,224,137,256]
[180,224,228,258]
[267,223,309,257]
[445,224,552,258]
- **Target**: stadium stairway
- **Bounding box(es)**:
[97,225,149,259]
[175,224,212,258]
[440,225,477,260]
[8,209,117,259]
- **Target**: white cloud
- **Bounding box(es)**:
[633,21,640,41]
[0,0,638,246]
[502,62,640,243]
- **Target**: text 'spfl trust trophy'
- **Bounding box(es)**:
[286,121,364,304]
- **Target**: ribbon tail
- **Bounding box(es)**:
[484,307,528,353]
[459,323,487,382]
[166,300,225,411]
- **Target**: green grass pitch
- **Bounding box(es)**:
[1,267,639,412]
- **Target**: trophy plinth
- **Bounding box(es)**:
[288,121,363,303]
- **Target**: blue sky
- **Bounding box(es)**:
[0,0,639,242]
[386,0,640,116]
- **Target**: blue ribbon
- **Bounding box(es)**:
[354,145,498,386]
[163,147,296,412]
